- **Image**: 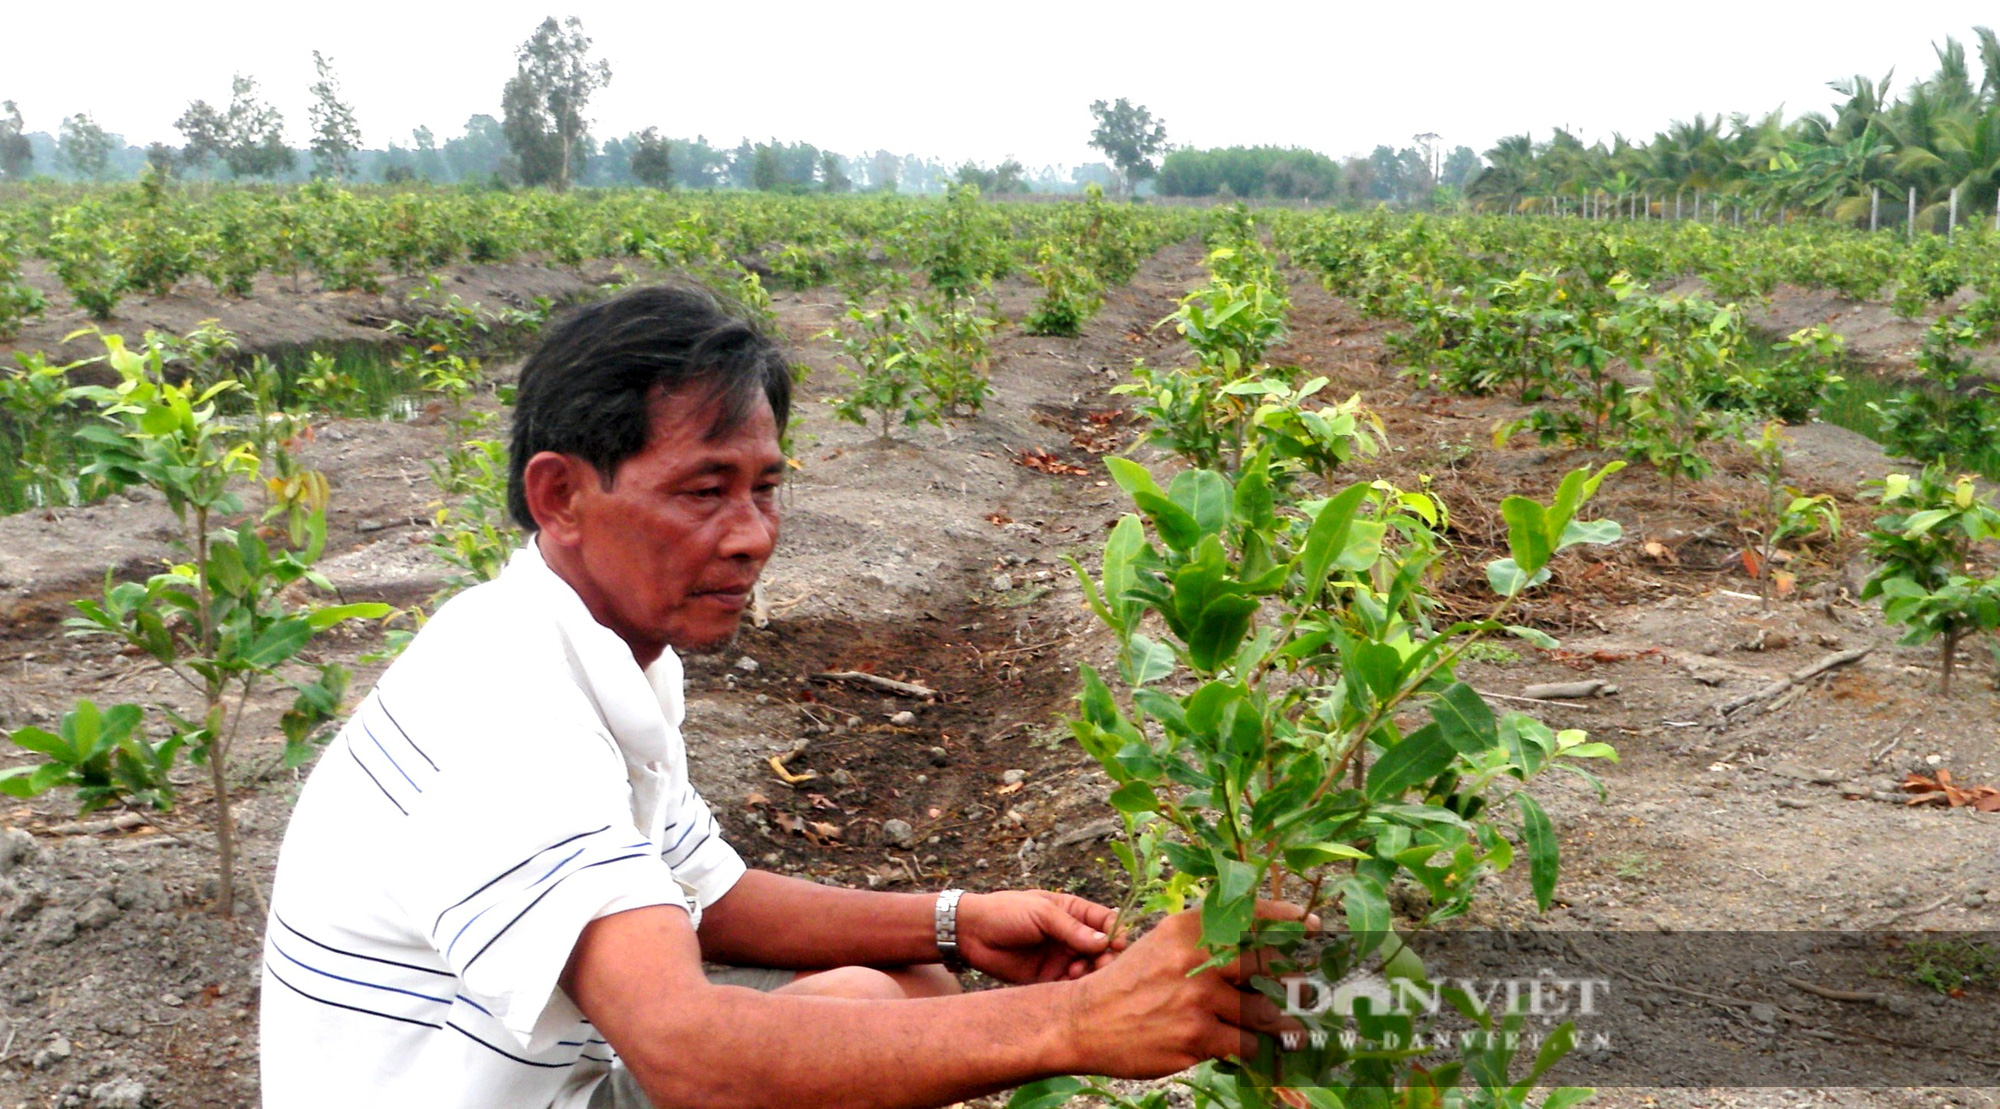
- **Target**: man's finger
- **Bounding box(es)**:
[1043,902,1113,955]
[1228,989,1303,1039]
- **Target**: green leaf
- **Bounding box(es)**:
[1365,723,1456,801]
[1283,842,1372,870]
[4,725,71,761]
[1427,682,1500,756]
[1006,1077,1086,1109]
[1202,856,1259,947]
[241,618,313,669]
[1168,470,1232,538]
[1515,793,1559,912]
[1557,518,1622,550]
[1108,780,1160,814]
[1131,491,1201,552]
[1500,496,1553,575]
[1233,465,1276,531]
[1339,874,1390,936]
[1485,558,1550,598]
[1121,634,1176,686]
[1347,641,1404,701]
[306,602,393,630]
[0,765,46,798]
[1542,1088,1596,1109]
[1504,624,1559,649]
[1298,483,1372,609]
[1104,456,1163,500]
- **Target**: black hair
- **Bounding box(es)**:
[506,282,792,532]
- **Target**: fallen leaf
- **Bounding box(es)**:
[985,512,1013,525]
[1901,770,2000,811]
[1643,540,1678,564]
[1773,570,1797,598]
[807,821,843,841]
[775,812,803,834]
[1740,548,1764,580]
[995,781,1023,795]
[745,792,770,807]
[927,807,942,819]
[1013,448,1092,477]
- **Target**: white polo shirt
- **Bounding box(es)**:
[260,539,747,1109]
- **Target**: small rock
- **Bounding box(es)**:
[1748,1003,1777,1025]
[881,819,917,849]
[733,656,760,674]
[989,573,1015,592]
[1000,769,1027,786]
[1962,892,1986,909]
[90,1078,148,1109]
[34,907,77,947]
[927,746,949,767]
[829,769,853,787]
[33,1035,71,1069]
[1775,797,1811,810]
[889,711,916,726]
[76,897,120,931]
[159,993,183,1007]
[0,826,38,873]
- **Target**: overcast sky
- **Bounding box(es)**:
[10,2,1999,168]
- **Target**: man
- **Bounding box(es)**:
[261,284,1304,1109]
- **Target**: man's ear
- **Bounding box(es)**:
[521,452,600,547]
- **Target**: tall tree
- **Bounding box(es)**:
[308,51,362,181]
[0,101,31,180]
[500,16,611,191]
[223,75,293,179]
[629,127,672,189]
[57,113,114,181]
[820,150,852,193]
[868,149,899,193]
[750,143,781,191]
[178,76,292,179]
[1088,98,1168,196]
[174,99,229,176]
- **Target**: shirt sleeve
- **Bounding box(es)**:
[381,707,687,1053]
[660,783,746,912]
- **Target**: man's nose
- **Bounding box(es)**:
[719,495,778,560]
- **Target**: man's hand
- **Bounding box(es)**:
[956,890,1130,983]
[1058,900,1318,1080]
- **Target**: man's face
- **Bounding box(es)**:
[562,388,784,662]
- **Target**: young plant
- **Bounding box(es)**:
[0,237,46,340]
[1740,423,1841,603]
[0,352,92,510]
[2,330,388,916]
[1023,242,1104,337]
[1860,466,2000,694]
[825,299,938,442]
[1054,453,1622,1103]
[429,437,519,600]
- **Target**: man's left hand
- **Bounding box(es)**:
[954,890,1130,984]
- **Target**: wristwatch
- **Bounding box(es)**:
[934,888,969,972]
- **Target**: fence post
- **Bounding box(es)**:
[1908,185,1917,238]
[1871,185,1879,232]
[1949,186,1959,239]
[1675,190,1682,220]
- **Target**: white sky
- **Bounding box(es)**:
[9,2,1998,168]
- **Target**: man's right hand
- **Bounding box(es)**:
[1060,901,1317,1079]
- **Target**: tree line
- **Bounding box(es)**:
[1468,26,2000,229]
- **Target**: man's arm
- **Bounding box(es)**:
[697,869,1124,980]
[565,900,1303,1109]
[696,869,941,968]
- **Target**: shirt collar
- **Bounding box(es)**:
[504,538,685,763]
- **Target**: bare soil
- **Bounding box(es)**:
[0,243,1994,1108]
